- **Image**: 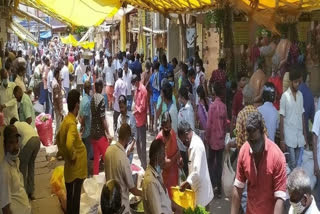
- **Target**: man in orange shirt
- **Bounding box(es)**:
[132,74,148,169]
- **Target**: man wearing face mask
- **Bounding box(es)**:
[13,86,35,127]
[143,139,183,214]
[178,120,213,208]
[231,112,287,214]
[0,68,19,125]
[0,125,31,214]
[104,123,142,214]
[132,74,148,169]
[287,168,320,214]
[56,89,87,214]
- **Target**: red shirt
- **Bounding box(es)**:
[234,136,287,214]
[134,82,148,127]
[232,89,244,120]
[206,97,228,150]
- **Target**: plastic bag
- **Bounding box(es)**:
[50,166,66,212]
[222,152,235,198]
[171,186,195,209]
[35,113,53,146]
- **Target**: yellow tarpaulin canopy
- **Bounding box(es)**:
[10,22,38,46]
[61,34,95,49]
[20,0,121,26]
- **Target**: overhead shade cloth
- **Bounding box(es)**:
[21,0,121,26]
[61,34,95,49]
[40,31,52,39]
[10,22,38,46]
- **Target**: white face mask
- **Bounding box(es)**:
[290,200,305,214]
[7,148,20,161]
[196,66,201,72]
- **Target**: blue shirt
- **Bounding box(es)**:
[79,93,91,138]
[258,102,279,142]
[150,73,160,103]
[159,63,173,87]
[299,82,315,130]
[129,60,142,78]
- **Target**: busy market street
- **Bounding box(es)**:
[2,0,320,214]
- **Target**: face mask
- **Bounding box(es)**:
[196,66,201,72]
[155,165,162,175]
[7,148,20,161]
[2,79,8,88]
[132,85,137,91]
[169,81,174,87]
[290,200,305,214]
[250,138,264,154]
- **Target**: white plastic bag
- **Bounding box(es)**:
[222,152,236,198]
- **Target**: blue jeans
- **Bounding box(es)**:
[82,136,93,160]
[287,146,303,171]
[127,95,133,111]
[64,87,69,99]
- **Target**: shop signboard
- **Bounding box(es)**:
[233,22,249,45]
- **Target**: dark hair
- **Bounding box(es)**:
[153,61,160,71]
[118,95,127,105]
[161,54,168,66]
[162,82,172,102]
[4,58,12,70]
[67,89,80,112]
[131,74,140,84]
[54,64,61,78]
[213,82,224,97]
[197,85,208,111]
[179,86,189,101]
[118,123,131,142]
[237,73,247,82]
[257,56,265,70]
[136,54,140,61]
[218,58,226,70]
[289,64,304,81]
[196,59,203,67]
[262,82,276,103]
[246,112,264,134]
[84,81,91,92]
[161,112,172,127]
[149,139,165,163]
[118,68,123,78]
[178,120,192,137]
[95,78,104,93]
[172,57,178,65]
[10,117,18,125]
[181,63,188,75]
[13,85,22,95]
[187,69,196,78]
[145,61,151,70]
[3,125,19,147]
[100,180,123,214]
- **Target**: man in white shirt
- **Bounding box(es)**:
[288,168,320,214]
[104,57,116,110]
[280,64,307,171]
[61,56,70,99]
[123,62,133,111]
[113,69,127,132]
[0,125,31,214]
[177,85,195,175]
[75,58,85,96]
[178,120,214,208]
[0,68,19,125]
[10,118,40,200]
[312,106,320,208]
[104,123,142,213]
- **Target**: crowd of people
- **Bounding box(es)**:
[0,36,320,214]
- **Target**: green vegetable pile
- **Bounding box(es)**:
[183,206,209,214]
[40,115,49,122]
[136,201,144,212]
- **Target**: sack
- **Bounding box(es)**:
[35,113,53,146]
[50,166,66,212]
[222,152,235,198]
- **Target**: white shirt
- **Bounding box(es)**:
[143,165,172,214]
[280,87,305,148]
[312,110,320,166]
[47,70,53,93]
[178,101,195,151]
[0,157,31,214]
[104,64,115,86]
[195,71,204,105]
[289,196,320,214]
[0,82,19,125]
[75,63,85,85]
[123,69,133,96]
[104,143,135,214]
[14,121,39,148]
[61,65,70,88]
[186,132,214,206]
